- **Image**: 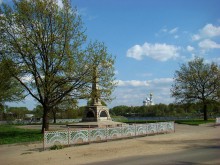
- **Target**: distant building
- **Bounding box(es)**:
[143,93,154,106]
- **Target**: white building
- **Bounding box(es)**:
[143,93,154,106]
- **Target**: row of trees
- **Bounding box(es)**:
[110,103,220,118]
[0,105,84,121]
[0,106,29,120]
[0,0,116,132]
[2,100,220,122]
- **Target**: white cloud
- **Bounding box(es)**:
[0,0,2,5]
[198,39,220,49]
[186,45,194,52]
[126,45,143,60]
[192,34,201,41]
[57,0,63,8]
[169,27,178,34]
[21,75,33,82]
[116,80,149,87]
[116,78,173,87]
[127,42,180,61]
[192,24,220,41]
[147,78,173,85]
[109,78,174,107]
[202,24,220,37]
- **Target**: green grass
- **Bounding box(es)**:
[0,125,43,145]
[121,119,215,126]
[175,119,215,125]
[123,120,170,124]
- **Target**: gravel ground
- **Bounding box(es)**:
[0,124,219,165]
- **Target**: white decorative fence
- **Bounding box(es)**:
[216,118,220,124]
[43,121,175,149]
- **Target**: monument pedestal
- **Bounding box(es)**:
[67,104,127,128]
[82,104,112,122]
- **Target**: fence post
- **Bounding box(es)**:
[88,125,90,144]
[43,128,45,151]
[106,125,108,142]
[135,124,136,138]
[68,127,70,147]
[121,124,123,138]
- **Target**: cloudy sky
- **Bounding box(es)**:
[3,0,220,109]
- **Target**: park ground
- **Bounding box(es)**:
[0,123,220,165]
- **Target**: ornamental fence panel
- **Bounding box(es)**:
[43,121,175,149]
[216,117,220,124]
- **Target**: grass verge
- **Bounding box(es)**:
[0,125,43,145]
[122,119,215,126]
[175,119,215,125]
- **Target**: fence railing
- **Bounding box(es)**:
[216,117,220,124]
[43,121,175,149]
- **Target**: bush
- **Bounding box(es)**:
[50,144,64,150]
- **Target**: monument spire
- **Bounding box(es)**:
[91,66,102,106]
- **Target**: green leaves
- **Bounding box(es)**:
[172,57,220,103]
[171,57,220,120]
[84,41,116,103]
[0,59,24,104]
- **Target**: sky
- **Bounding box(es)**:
[2,0,220,110]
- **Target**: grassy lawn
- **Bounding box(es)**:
[0,125,43,145]
[175,119,215,125]
[123,120,160,124]
[121,119,215,126]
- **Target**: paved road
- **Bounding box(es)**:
[86,144,220,165]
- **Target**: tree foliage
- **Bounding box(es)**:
[171,57,220,120]
[85,41,116,103]
[110,103,220,118]
[0,59,24,107]
[6,106,29,119]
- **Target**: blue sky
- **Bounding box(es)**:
[3,0,220,109]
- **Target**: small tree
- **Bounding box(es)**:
[33,105,43,118]
[51,98,78,123]
[171,57,220,120]
[7,106,29,119]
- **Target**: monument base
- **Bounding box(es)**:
[81,105,112,122]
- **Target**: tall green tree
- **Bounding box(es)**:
[171,57,220,120]
[0,0,90,132]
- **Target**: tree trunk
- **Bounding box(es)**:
[52,110,56,124]
[41,110,49,133]
[203,104,208,121]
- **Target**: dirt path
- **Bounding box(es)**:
[0,124,219,165]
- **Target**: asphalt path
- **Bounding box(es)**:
[86,142,220,165]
